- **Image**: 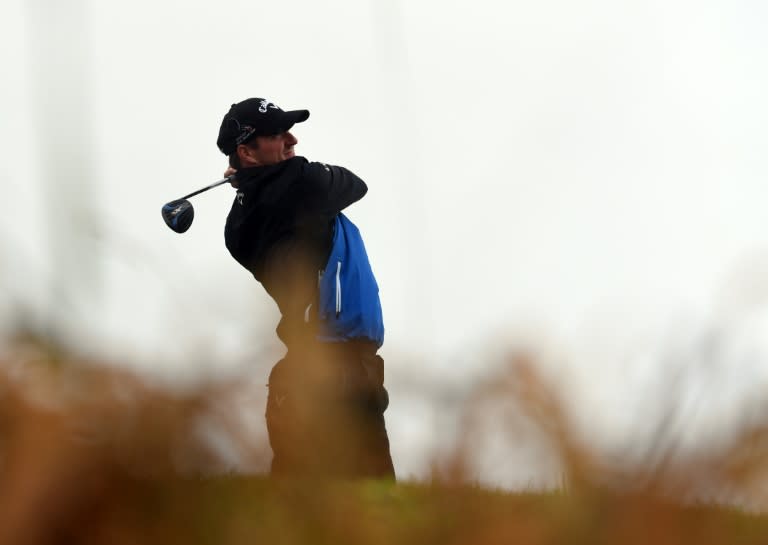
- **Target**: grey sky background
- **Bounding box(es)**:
[2,0,768,488]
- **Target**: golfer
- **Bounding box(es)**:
[216,98,395,479]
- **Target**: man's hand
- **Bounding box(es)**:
[224,167,238,188]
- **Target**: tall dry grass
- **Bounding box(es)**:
[1,330,768,544]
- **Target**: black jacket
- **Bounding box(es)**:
[224,156,367,345]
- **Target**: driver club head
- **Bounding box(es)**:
[161,176,232,233]
[161,199,195,233]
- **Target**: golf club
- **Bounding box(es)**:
[161,176,234,233]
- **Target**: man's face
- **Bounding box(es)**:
[241,131,298,166]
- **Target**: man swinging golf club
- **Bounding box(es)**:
[216,97,395,478]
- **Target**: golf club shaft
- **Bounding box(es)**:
[181,176,234,200]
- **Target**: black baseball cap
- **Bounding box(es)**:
[216,98,310,155]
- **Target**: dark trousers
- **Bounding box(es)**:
[265,341,395,479]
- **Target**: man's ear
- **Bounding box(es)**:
[237,144,260,167]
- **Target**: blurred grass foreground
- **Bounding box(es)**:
[2,330,768,545]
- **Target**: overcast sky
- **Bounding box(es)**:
[2,0,768,488]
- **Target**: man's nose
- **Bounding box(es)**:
[285,131,298,146]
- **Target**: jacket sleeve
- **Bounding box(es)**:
[300,161,368,218]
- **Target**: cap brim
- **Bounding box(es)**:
[271,110,309,136]
[285,109,310,124]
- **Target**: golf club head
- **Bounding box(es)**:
[161,199,194,233]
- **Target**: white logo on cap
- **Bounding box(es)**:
[259,99,280,113]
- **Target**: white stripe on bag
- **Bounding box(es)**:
[335,261,342,317]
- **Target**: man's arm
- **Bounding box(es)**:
[301,161,368,218]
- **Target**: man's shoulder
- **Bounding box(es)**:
[276,156,333,186]
[296,157,332,174]
[294,158,344,189]
[299,159,359,185]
